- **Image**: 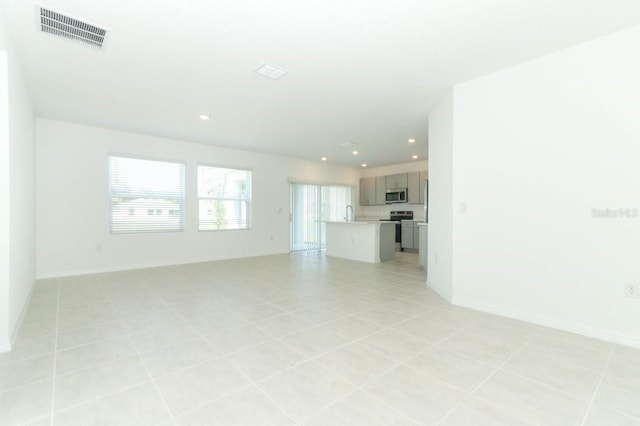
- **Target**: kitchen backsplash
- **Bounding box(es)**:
[356,204,426,222]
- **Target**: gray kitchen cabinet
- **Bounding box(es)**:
[407,171,420,204]
[385,173,408,190]
[419,171,428,204]
[401,227,414,249]
[359,177,376,205]
[418,224,428,267]
[401,220,417,249]
[375,176,386,205]
[413,226,420,250]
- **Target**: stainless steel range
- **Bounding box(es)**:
[380,210,413,251]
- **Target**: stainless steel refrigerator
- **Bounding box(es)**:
[423,179,428,223]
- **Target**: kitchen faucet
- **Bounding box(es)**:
[345,205,354,222]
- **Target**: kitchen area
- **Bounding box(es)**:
[325,164,428,270]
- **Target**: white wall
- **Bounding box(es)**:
[357,160,429,220]
[430,25,640,347]
[359,160,428,179]
[0,12,36,352]
[36,120,360,278]
[426,91,454,302]
[0,37,10,353]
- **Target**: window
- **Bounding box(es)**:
[109,156,185,233]
[198,165,251,231]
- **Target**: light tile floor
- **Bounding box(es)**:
[1,252,639,425]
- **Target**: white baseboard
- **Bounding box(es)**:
[36,250,290,280]
[4,278,37,353]
[427,279,453,303]
[455,298,640,349]
[37,260,199,280]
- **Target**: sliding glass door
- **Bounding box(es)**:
[290,184,321,251]
[290,183,354,251]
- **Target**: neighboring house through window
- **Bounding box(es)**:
[109,155,185,233]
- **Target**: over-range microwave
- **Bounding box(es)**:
[385,188,407,204]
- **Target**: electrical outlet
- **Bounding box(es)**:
[624,283,640,298]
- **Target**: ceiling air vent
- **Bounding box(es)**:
[255,63,287,80]
[38,6,107,49]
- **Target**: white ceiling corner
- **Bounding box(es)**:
[3,0,640,167]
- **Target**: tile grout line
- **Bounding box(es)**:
[155,299,284,424]
[180,309,298,424]
[579,343,617,426]
[460,330,622,406]
[434,326,542,426]
[45,380,154,419]
[254,330,402,424]
[24,253,630,426]
[242,298,463,378]
[0,377,55,398]
[227,314,364,423]
[108,290,180,426]
[587,404,640,423]
[49,282,61,426]
[291,360,419,426]
[244,311,438,425]
[246,375,299,424]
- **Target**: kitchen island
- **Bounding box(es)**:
[325,221,397,263]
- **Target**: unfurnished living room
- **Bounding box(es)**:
[1,1,640,425]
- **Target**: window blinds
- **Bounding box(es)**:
[109,156,185,233]
[290,183,354,251]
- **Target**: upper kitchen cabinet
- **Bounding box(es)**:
[385,173,408,190]
[419,171,428,204]
[407,171,420,204]
[375,176,386,205]
[359,177,376,205]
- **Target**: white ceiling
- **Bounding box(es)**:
[2,0,640,167]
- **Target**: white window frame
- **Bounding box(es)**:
[109,154,186,234]
[197,164,252,231]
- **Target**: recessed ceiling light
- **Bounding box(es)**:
[412,155,418,159]
[408,138,416,143]
[321,157,327,161]
[352,150,359,155]
[199,114,211,120]
[361,163,367,167]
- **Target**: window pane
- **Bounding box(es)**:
[199,200,249,230]
[197,167,251,199]
[321,185,353,222]
[197,165,251,231]
[109,156,185,233]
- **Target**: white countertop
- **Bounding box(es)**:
[417,222,429,226]
[325,220,398,225]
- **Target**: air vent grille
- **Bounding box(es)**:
[39,7,107,49]
[255,63,287,80]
